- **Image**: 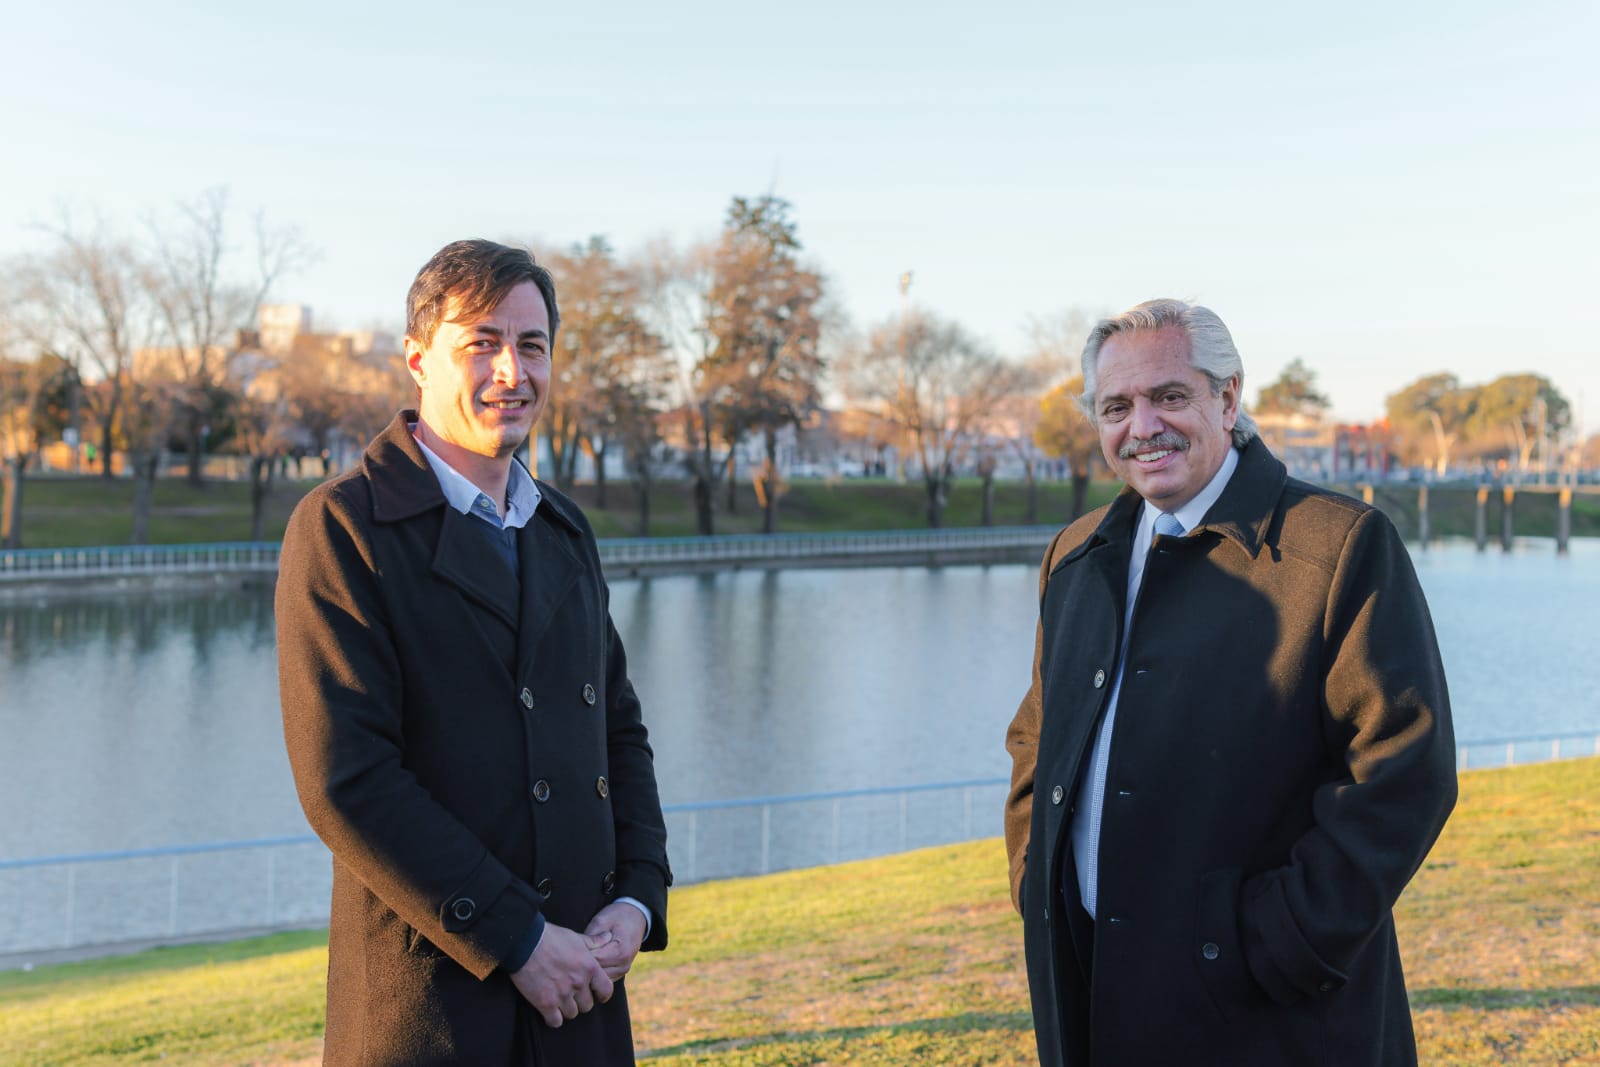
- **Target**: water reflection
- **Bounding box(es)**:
[2,540,1597,862]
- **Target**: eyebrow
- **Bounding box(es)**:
[1101,379,1193,405]
[461,324,550,344]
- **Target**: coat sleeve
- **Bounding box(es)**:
[277,490,542,980]
[1239,507,1458,1003]
[599,586,672,951]
[1004,528,1070,914]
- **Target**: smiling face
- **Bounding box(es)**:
[1093,325,1238,512]
[404,280,552,469]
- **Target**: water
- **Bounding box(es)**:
[2,540,1597,861]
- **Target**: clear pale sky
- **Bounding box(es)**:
[4,0,1596,435]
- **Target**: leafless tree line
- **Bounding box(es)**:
[2,190,1112,548]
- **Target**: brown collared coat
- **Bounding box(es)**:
[277,413,670,1066]
[1005,439,1456,1067]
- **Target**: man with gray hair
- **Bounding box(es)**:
[1004,299,1457,1066]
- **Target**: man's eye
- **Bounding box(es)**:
[1102,404,1128,419]
[1160,392,1186,406]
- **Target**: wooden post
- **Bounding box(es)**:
[1557,487,1572,555]
[1501,486,1515,552]
[1475,487,1489,552]
[1417,485,1430,549]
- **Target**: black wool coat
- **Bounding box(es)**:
[1005,439,1457,1067]
[277,413,671,1066]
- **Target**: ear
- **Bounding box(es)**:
[1220,375,1240,432]
[403,335,427,390]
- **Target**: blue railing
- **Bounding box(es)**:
[0,528,1055,584]
[0,777,1013,960]
[3,733,1596,961]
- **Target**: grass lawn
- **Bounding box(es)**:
[1,757,1595,1065]
[8,469,1595,549]
[7,473,1118,548]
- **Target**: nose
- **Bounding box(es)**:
[490,344,522,388]
[1127,398,1166,440]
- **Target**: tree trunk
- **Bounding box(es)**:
[980,472,995,527]
[726,447,739,514]
[1070,470,1090,521]
[249,455,274,541]
[594,438,608,509]
[761,428,780,535]
[924,472,945,529]
[1024,460,1038,524]
[635,469,652,538]
[1,456,24,549]
[692,474,715,536]
[130,452,159,545]
[186,411,205,488]
[99,420,116,478]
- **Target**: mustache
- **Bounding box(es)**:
[1118,433,1189,459]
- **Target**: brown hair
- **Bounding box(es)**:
[405,239,560,346]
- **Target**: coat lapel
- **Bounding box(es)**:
[516,512,581,678]
[431,509,520,630]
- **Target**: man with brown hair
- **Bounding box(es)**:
[278,239,670,1065]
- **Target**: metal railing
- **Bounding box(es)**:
[1455,729,1600,770]
[0,777,1012,960]
[0,542,281,580]
[0,527,1055,584]
[4,729,1596,961]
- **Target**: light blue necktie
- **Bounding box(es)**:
[1154,511,1184,540]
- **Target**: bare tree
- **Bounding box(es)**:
[145,188,313,486]
[637,238,732,535]
[14,220,148,478]
[538,236,668,504]
[842,309,1018,528]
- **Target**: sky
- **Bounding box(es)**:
[3,0,1596,435]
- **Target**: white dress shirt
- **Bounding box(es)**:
[1071,445,1241,917]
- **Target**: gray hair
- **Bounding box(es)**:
[1078,298,1258,447]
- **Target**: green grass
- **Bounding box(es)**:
[10,467,1597,549]
[2,758,1596,1065]
[7,473,1121,548]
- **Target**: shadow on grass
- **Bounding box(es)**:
[1411,985,1600,1010]
[640,1010,1034,1060]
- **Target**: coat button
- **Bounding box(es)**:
[451,897,475,922]
[532,780,551,803]
[1051,785,1064,805]
[1093,669,1106,688]
[519,688,535,710]
[601,871,616,896]
[582,683,597,705]
[596,776,609,799]
[1202,942,1220,960]
[536,878,553,899]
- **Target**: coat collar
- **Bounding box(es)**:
[363,410,583,538]
[361,410,590,638]
[1063,437,1287,566]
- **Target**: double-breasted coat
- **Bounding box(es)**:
[277,413,671,1066]
[1005,439,1457,1067]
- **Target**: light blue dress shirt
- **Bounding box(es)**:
[410,429,653,941]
